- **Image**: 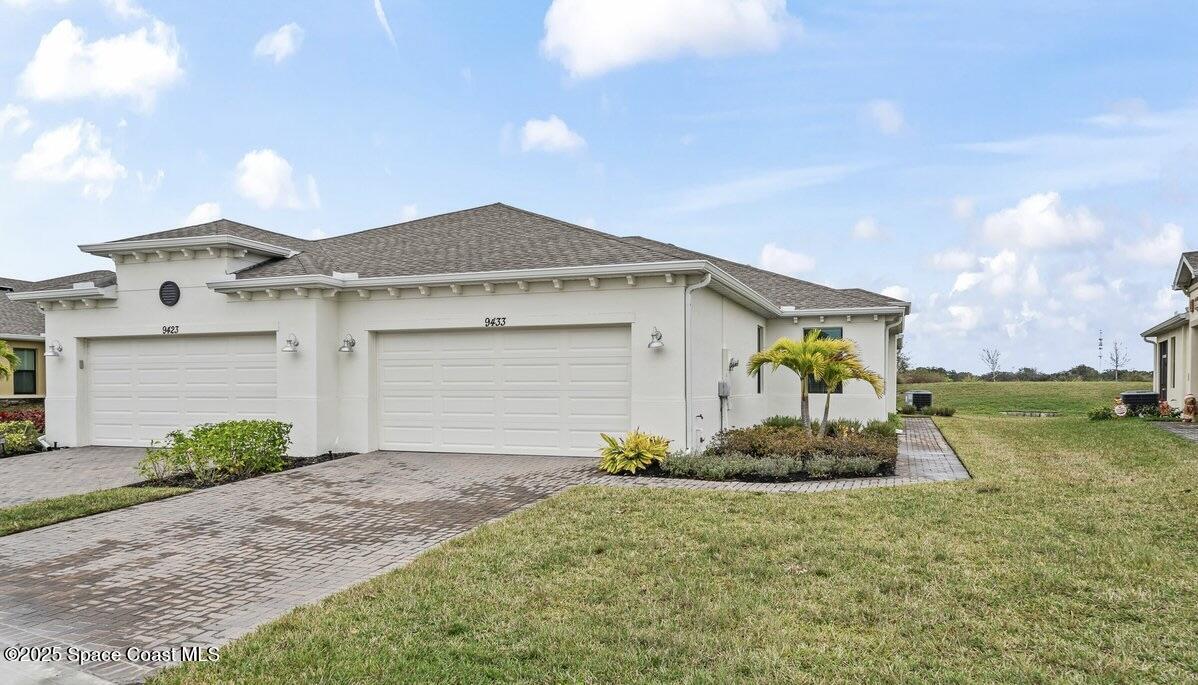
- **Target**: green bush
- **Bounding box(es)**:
[598,430,670,475]
[921,406,957,417]
[1088,406,1114,421]
[898,403,919,415]
[862,414,903,439]
[661,451,803,481]
[761,415,804,429]
[138,420,292,484]
[710,425,896,465]
[0,420,39,454]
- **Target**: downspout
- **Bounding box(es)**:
[684,273,713,451]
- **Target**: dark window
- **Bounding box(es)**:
[13,348,36,395]
[756,325,765,394]
[804,327,843,394]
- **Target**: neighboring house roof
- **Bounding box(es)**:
[2,271,117,336]
[1175,251,1198,290]
[112,218,313,252]
[1141,313,1188,339]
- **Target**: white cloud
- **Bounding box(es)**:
[13,119,126,199]
[1060,267,1106,302]
[863,99,904,135]
[951,271,984,295]
[1116,223,1185,266]
[851,216,882,240]
[931,248,976,271]
[234,149,315,210]
[520,115,586,154]
[184,201,221,224]
[950,250,1042,298]
[137,168,163,191]
[0,104,33,137]
[881,285,910,301]
[254,23,304,63]
[981,192,1103,250]
[666,163,864,213]
[951,196,974,220]
[400,204,419,221]
[758,243,815,276]
[940,305,982,334]
[541,0,796,78]
[373,0,397,47]
[19,19,183,109]
[103,0,148,19]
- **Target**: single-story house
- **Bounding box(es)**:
[8,203,909,456]
[1142,251,1198,405]
[1,277,50,400]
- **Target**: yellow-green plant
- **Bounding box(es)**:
[0,340,19,381]
[598,429,670,475]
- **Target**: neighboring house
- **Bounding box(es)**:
[1,277,46,400]
[1143,251,1198,405]
[2,272,117,401]
[10,203,909,455]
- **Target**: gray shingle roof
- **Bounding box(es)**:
[2,271,118,336]
[1185,251,1198,273]
[20,270,117,293]
[618,236,905,310]
[94,203,906,312]
[0,277,33,292]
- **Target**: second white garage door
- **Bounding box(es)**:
[88,334,278,446]
[377,325,631,456]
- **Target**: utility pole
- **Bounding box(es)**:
[1097,329,1104,374]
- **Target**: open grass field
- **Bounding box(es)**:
[899,380,1151,416]
[0,486,189,537]
[156,400,1197,683]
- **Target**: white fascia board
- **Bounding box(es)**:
[780,305,909,317]
[1173,258,1195,290]
[1140,313,1187,339]
[79,235,299,259]
[208,261,710,293]
[7,285,117,301]
[0,333,45,342]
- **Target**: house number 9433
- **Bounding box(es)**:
[483,317,507,327]
[162,325,180,334]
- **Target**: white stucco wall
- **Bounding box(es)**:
[1150,321,1191,406]
[39,252,903,455]
[40,253,693,454]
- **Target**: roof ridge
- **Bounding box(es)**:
[314,202,510,243]
[493,204,684,262]
[621,234,842,293]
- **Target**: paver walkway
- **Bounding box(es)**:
[0,447,145,508]
[592,417,970,492]
[1155,422,1198,442]
[0,419,966,684]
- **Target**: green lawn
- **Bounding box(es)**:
[0,486,190,536]
[155,410,1197,683]
[899,380,1152,415]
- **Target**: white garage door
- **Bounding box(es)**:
[377,325,631,456]
[88,334,278,446]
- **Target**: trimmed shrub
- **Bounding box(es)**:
[661,451,802,481]
[1088,406,1114,421]
[0,409,44,432]
[762,415,804,429]
[921,406,957,417]
[0,420,39,454]
[138,420,292,485]
[863,414,903,440]
[598,430,670,475]
[898,403,919,415]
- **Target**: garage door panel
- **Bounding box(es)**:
[87,334,278,447]
[378,326,631,457]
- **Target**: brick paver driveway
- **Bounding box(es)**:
[0,447,146,508]
[0,451,595,684]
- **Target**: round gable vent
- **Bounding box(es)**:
[159,281,181,306]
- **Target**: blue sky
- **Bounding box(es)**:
[1,1,1195,372]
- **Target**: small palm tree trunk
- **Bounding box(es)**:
[820,393,833,437]
[800,377,813,435]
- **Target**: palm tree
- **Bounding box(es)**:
[747,330,842,435]
[813,342,885,437]
[0,340,19,381]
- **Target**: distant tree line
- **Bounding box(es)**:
[898,364,1151,384]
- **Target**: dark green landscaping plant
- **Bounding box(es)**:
[138,420,292,484]
[1088,406,1115,421]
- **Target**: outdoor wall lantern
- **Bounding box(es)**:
[338,334,357,353]
[647,327,664,349]
[45,340,63,357]
[281,334,300,353]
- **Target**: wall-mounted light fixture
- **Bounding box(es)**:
[281,333,300,353]
[648,327,664,349]
[338,334,357,353]
[45,340,63,358]
[728,357,740,372]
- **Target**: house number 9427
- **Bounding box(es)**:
[483,317,507,327]
[162,325,180,334]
